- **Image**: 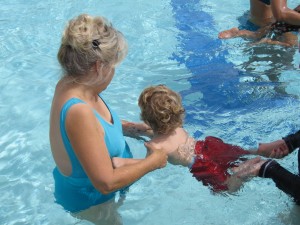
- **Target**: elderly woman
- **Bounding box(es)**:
[49,14,167,220]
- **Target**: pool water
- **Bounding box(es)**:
[1,0,300,224]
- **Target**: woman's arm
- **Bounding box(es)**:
[122,120,154,139]
[66,105,167,195]
[112,157,142,168]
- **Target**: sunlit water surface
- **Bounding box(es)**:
[1,0,300,224]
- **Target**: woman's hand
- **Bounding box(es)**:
[122,120,154,139]
[257,140,289,158]
[144,142,168,169]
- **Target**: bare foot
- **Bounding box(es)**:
[218,27,240,39]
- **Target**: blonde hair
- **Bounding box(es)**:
[57,14,128,85]
[138,85,185,135]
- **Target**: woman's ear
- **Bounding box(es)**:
[95,60,101,73]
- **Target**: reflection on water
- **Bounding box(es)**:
[74,197,125,225]
[277,205,300,225]
[1,0,300,224]
[237,44,298,97]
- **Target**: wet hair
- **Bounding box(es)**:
[57,14,128,84]
[138,85,185,135]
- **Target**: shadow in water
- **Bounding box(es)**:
[278,204,300,225]
[238,44,298,96]
[170,0,299,116]
[72,197,125,225]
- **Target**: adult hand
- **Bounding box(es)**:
[257,139,289,158]
[232,157,266,180]
[134,122,154,137]
[122,121,154,138]
[144,142,168,169]
[226,157,266,192]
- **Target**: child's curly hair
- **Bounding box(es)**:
[138,85,185,135]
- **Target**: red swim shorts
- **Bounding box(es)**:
[190,136,249,192]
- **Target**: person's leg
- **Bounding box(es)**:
[298,150,300,174]
[73,199,123,225]
[251,32,297,47]
[218,26,270,40]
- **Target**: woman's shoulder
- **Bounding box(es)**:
[65,103,104,138]
[65,102,94,122]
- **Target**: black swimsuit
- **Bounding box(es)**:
[259,0,271,5]
[259,130,300,204]
[271,21,300,35]
[270,8,300,36]
[258,0,300,35]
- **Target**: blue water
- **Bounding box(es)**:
[1,0,300,224]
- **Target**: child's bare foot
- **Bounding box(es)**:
[218,28,240,39]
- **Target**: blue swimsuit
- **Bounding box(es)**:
[53,97,132,212]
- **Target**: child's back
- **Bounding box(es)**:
[148,127,195,167]
[138,85,251,192]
